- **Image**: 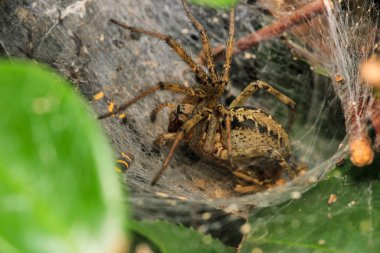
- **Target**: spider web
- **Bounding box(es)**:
[1,0,374,247]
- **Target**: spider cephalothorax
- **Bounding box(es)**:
[99,0,300,193]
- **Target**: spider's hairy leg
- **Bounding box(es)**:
[268,149,296,179]
[210,6,234,103]
[110,19,209,85]
[234,184,266,194]
[181,0,217,84]
[154,133,177,148]
[98,82,204,119]
[150,103,176,122]
[225,113,233,164]
[188,120,206,150]
[202,114,218,153]
[228,80,296,130]
[229,80,295,109]
[230,148,296,181]
[216,105,233,164]
[231,169,264,185]
[151,109,209,185]
[221,6,235,86]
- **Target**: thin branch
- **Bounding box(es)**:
[198,0,329,64]
[369,98,380,150]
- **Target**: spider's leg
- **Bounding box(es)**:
[98,82,203,119]
[230,169,264,185]
[181,0,217,84]
[221,7,235,86]
[150,103,176,122]
[229,80,295,108]
[154,132,177,148]
[110,19,209,85]
[202,114,218,153]
[215,105,233,164]
[230,148,296,182]
[268,148,297,179]
[229,80,296,130]
[225,112,233,164]
[218,158,268,192]
[151,109,209,185]
[234,184,266,194]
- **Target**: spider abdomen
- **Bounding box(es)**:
[223,106,291,161]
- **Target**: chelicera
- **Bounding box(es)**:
[99,0,301,193]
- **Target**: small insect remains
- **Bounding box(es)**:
[99,0,302,193]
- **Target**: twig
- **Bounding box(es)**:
[198,0,329,64]
[369,98,380,150]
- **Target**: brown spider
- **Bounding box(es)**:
[99,0,299,192]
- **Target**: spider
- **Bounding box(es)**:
[99,0,300,193]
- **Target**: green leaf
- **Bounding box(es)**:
[241,160,380,253]
[130,220,235,253]
[0,60,127,253]
[190,0,238,8]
